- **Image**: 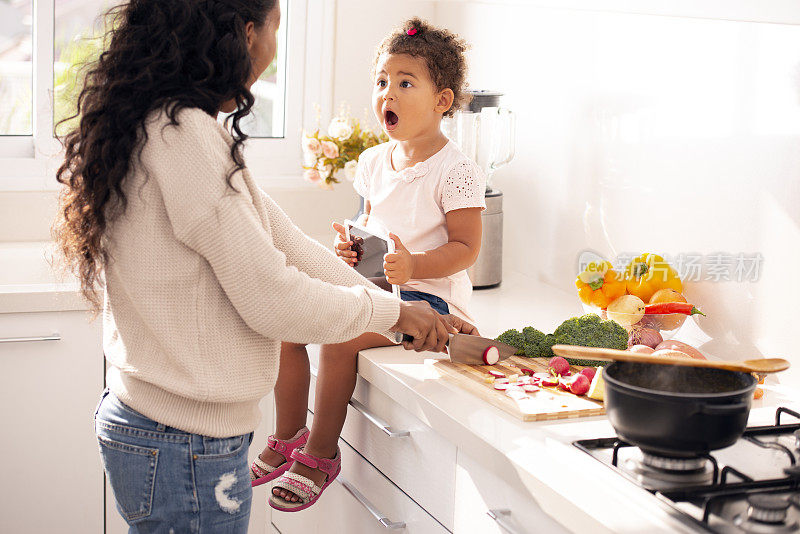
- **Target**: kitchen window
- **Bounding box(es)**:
[0,0,320,191]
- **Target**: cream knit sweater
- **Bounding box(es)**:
[103,106,400,437]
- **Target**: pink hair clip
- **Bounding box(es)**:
[406,28,418,36]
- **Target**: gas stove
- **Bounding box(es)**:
[574,407,800,533]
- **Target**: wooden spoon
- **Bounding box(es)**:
[551,345,790,374]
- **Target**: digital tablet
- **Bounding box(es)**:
[344,220,399,298]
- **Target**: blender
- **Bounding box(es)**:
[442,90,515,288]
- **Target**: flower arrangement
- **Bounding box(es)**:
[302,104,388,189]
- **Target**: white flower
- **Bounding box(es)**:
[302,134,322,156]
[316,161,333,179]
[344,160,358,182]
[328,117,355,140]
[303,151,317,167]
[321,140,339,159]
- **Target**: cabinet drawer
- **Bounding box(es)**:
[453,450,569,534]
[308,363,456,530]
[0,310,104,533]
[272,417,448,534]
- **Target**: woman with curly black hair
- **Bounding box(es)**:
[53,1,471,530]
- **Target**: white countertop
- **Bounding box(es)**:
[0,241,88,313]
[349,270,800,534]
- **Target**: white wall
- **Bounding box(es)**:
[435,3,800,384]
[331,1,800,384]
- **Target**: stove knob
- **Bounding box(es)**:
[747,494,790,524]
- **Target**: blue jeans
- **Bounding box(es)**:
[94,389,253,533]
[400,290,450,315]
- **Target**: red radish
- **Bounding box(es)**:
[549,356,570,376]
[483,346,500,365]
[523,385,539,393]
[562,371,572,377]
[494,383,510,391]
[569,374,591,395]
[558,376,577,391]
[541,377,558,387]
[580,367,596,381]
[488,370,505,378]
[519,368,535,376]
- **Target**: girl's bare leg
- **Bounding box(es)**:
[272,332,392,502]
[256,342,310,468]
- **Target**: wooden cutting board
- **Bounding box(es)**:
[434,355,605,422]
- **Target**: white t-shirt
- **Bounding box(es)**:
[353,140,486,320]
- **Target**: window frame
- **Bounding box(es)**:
[0,0,328,192]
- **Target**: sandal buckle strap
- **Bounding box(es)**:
[290,449,318,469]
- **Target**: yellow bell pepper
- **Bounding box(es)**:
[575,261,627,309]
[624,253,683,302]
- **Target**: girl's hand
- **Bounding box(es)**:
[331,222,357,267]
[384,233,415,285]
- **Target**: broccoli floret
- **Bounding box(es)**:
[496,329,525,355]
[553,313,627,366]
[520,332,556,358]
[522,326,545,345]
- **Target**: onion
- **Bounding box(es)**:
[655,340,706,360]
[628,326,663,349]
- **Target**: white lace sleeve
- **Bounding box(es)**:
[441,161,486,213]
[352,155,371,199]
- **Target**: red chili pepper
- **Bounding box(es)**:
[644,302,705,316]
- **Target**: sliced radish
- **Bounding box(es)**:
[533,372,551,381]
[495,377,509,384]
[483,346,500,365]
[494,383,510,390]
[541,377,558,387]
[523,385,540,393]
[506,389,528,400]
[488,370,506,378]
[519,368,535,376]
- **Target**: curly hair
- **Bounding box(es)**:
[375,17,470,117]
[52,0,276,311]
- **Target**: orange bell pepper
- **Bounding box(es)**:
[624,253,682,302]
[576,262,626,309]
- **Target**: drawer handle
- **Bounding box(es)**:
[348,398,410,438]
[0,333,61,344]
[488,509,522,534]
[339,476,406,529]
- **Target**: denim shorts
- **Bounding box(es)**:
[94,389,253,533]
[400,290,450,316]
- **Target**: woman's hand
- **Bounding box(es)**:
[331,222,357,267]
[440,314,480,337]
[391,300,456,353]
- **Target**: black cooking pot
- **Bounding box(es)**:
[603,361,757,457]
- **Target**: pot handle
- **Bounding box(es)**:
[698,402,749,415]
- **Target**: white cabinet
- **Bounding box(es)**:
[308,363,457,530]
[272,412,448,534]
[453,450,569,534]
[0,310,104,533]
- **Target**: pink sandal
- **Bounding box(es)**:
[250,427,309,487]
[268,446,341,512]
